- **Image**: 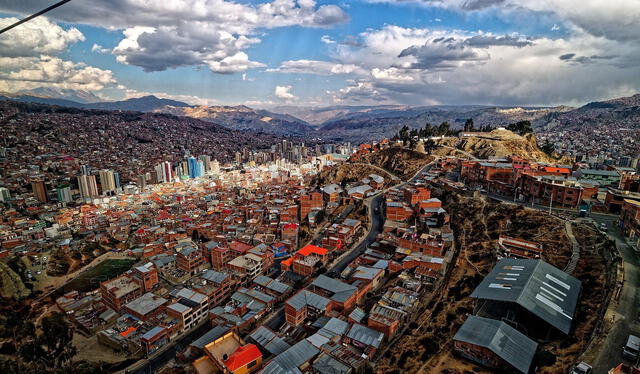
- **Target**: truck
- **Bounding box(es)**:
[570,362,592,374]
[623,334,640,361]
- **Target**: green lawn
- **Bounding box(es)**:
[61,258,137,293]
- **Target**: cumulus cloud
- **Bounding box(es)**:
[0,0,348,74]
[267,60,367,75]
[364,0,640,42]
[326,24,640,106]
[0,55,116,92]
[0,16,84,58]
[275,85,296,100]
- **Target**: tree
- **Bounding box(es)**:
[463,118,474,132]
[437,121,450,136]
[541,140,555,156]
[506,120,532,135]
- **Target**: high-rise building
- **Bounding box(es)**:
[0,187,10,202]
[114,172,121,191]
[187,156,199,178]
[78,174,99,198]
[80,165,91,176]
[31,180,48,203]
[211,159,220,174]
[56,185,73,203]
[137,175,147,189]
[199,155,212,174]
[99,170,117,194]
[154,161,173,183]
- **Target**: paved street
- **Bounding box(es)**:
[589,213,640,373]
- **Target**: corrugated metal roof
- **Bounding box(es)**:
[262,340,319,373]
[286,290,330,311]
[470,258,581,334]
[190,326,229,349]
[312,353,351,374]
[453,315,537,374]
[347,323,384,349]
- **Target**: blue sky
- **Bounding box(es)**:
[0,0,638,107]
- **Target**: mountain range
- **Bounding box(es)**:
[2,88,639,142]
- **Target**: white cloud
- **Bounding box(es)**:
[0,0,348,74]
[275,85,296,100]
[0,55,116,92]
[267,60,367,75]
[327,25,640,106]
[0,16,84,58]
[122,88,219,106]
[364,0,640,42]
[91,43,110,54]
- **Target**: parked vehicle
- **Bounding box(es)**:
[623,335,640,361]
[570,362,592,374]
[600,223,608,231]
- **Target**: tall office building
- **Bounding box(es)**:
[199,155,212,174]
[154,161,173,183]
[114,172,121,191]
[0,187,10,202]
[56,185,73,203]
[99,169,117,195]
[137,175,147,189]
[211,159,220,174]
[31,180,48,203]
[77,174,99,198]
[80,165,91,176]
[187,156,199,178]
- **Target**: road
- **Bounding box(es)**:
[588,213,640,373]
[330,161,436,274]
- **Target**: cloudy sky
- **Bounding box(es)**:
[1,0,639,107]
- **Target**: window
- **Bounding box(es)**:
[248,360,257,369]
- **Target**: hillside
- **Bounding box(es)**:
[362,147,435,180]
[0,100,283,184]
[156,105,315,136]
[432,129,566,163]
[534,93,640,131]
[318,105,571,142]
[312,163,397,189]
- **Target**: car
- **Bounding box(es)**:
[600,223,608,231]
[570,362,592,374]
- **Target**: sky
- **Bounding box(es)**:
[0,0,639,108]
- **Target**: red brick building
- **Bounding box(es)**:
[299,191,323,220]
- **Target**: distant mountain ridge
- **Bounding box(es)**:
[2,88,638,140]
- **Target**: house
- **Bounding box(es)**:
[100,273,143,312]
[141,326,169,354]
[498,235,543,259]
[344,323,384,356]
[281,244,329,276]
[167,288,209,332]
[308,275,359,312]
[246,326,291,357]
[367,304,404,337]
[453,315,537,374]
[176,239,208,275]
[321,184,343,203]
[285,290,331,326]
[347,185,373,200]
[193,331,262,374]
[193,270,239,308]
[470,258,581,337]
[123,292,168,321]
[259,339,320,373]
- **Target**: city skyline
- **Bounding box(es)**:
[0,0,639,108]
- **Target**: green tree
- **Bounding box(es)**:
[437,121,450,136]
[463,118,474,132]
[506,120,533,135]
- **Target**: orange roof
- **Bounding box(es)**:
[223,344,262,372]
[298,244,328,256]
[281,257,293,267]
[120,326,137,337]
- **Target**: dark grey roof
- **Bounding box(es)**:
[248,326,291,356]
[347,323,384,349]
[261,339,319,373]
[312,353,352,374]
[454,315,538,374]
[190,326,229,349]
[286,290,330,311]
[348,308,366,323]
[311,275,357,303]
[470,258,581,334]
[319,317,349,338]
[201,269,229,284]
